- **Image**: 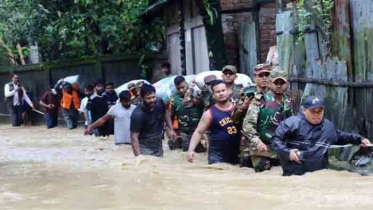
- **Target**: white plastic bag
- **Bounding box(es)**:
[195,70,253,89]
[153,75,200,104]
[115,79,150,95]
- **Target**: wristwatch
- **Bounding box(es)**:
[296,151,303,160]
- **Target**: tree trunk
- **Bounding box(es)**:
[0,39,17,65]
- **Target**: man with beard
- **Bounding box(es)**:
[104,82,118,135]
[104,82,118,109]
[130,84,176,157]
[272,96,371,176]
[240,68,294,171]
[187,80,240,164]
[85,91,136,145]
[169,76,205,152]
[4,74,35,126]
[87,80,109,137]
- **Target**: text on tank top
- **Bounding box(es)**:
[209,104,239,142]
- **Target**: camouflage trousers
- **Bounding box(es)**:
[240,137,279,172]
[168,131,206,153]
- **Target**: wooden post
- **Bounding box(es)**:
[253,0,261,64]
[276,0,286,12]
[178,0,187,75]
[332,0,353,81]
[239,21,257,78]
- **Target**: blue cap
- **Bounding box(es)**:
[303,96,324,109]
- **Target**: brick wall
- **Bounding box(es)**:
[220,0,278,69]
[221,0,253,9]
[220,0,253,67]
[259,3,277,62]
[222,12,252,67]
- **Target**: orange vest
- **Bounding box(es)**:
[61,90,80,110]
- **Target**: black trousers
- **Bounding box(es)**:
[8,104,23,127]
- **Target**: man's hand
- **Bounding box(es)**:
[169,129,177,141]
[289,149,301,163]
[256,141,268,153]
[30,105,35,111]
[189,81,196,89]
[360,138,372,147]
[84,126,93,135]
[201,139,208,148]
[48,104,55,109]
[187,151,196,163]
[241,97,252,111]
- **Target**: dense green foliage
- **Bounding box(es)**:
[0,0,164,63]
[296,0,334,42]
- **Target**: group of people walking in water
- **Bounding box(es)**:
[4,62,372,176]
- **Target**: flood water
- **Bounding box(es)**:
[1,125,373,209]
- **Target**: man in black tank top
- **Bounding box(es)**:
[187,80,240,164]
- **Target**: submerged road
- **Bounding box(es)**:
[0,125,372,209]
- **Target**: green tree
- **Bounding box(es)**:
[0,0,164,64]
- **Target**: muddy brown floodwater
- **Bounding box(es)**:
[0,125,373,209]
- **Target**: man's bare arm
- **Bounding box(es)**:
[164,108,174,130]
[39,100,49,109]
[84,110,90,125]
[89,114,111,130]
[188,110,212,152]
[131,132,141,156]
[85,114,112,135]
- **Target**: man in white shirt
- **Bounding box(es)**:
[84,90,136,145]
[4,74,34,126]
[79,84,94,128]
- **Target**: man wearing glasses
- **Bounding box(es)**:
[231,64,272,123]
[240,68,294,171]
[221,65,241,101]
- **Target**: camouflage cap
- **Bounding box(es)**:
[253,63,271,74]
[222,65,237,74]
[269,68,288,82]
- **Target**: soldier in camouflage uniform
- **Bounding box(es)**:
[240,68,294,172]
[232,63,272,124]
[200,75,217,111]
[128,82,143,105]
[170,76,206,152]
[222,65,242,101]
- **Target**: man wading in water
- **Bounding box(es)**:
[130,84,176,157]
[187,80,240,164]
[272,96,372,176]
